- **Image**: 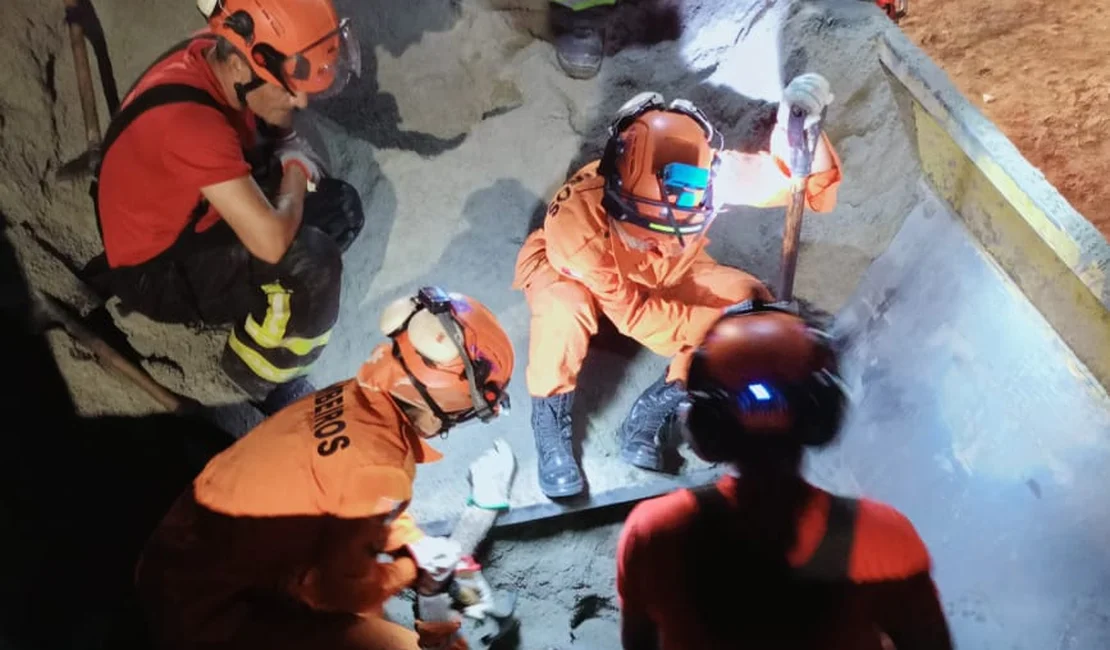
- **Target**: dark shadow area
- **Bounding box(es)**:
[309,0,470,153]
[0,212,234,650]
[569,320,645,483]
[411,178,547,315]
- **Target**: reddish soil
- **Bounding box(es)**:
[901,0,1110,240]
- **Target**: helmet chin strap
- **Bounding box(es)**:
[390,338,457,436]
[234,75,266,108]
[386,288,505,437]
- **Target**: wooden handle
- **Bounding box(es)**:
[777,109,825,302]
[33,291,187,414]
[778,179,807,302]
[64,0,101,147]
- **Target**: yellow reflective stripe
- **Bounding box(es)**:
[227,330,309,384]
[244,315,332,355]
[260,282,292,340]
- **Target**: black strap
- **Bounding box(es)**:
[90,83,229,253]
[95,83,227,183]
[795,495,859,581]
[89,34,223,249]
[691,485,859,582]
[691,483,730,514]
[118,35,217,110]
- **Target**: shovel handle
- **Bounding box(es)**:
[777,107,825,303]
[64,0,101,148]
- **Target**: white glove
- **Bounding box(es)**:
[407,536,462,594]
[451,557,498,619]
[467,438,515,510]
[276,130,326,184]
[778,73,835,129]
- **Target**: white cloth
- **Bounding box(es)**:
[407,536,462,593]
[468,438,515,509]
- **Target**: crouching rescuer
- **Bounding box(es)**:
[85,0,365,414]
[513,74,843,497]
[617,303,954,649]
[135,287,516,650]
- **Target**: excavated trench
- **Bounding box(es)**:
[2,0,1109,647]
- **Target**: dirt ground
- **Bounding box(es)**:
[901,0,1110,239]
[5,0,1109,648]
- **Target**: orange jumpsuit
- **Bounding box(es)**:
[135,355,444,650]
[513,135,843,397]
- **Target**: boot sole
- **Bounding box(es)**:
[555,53,601,80]
[621,447,664,472]
[540,476,585,498]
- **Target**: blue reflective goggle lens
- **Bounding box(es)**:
[661,163,710,208]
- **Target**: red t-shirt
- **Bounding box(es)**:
[97,35,257,268]
[617,475,934,649]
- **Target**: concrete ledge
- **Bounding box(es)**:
[877,29,1110,390]
[878,31,1110,310]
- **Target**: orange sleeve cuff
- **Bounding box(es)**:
[804,165,842,213]
[804,133,843,212]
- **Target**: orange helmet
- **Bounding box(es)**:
[599,92,721,247]
[197,0,360,97]
[678,301,848,462]
[369,287,515,433]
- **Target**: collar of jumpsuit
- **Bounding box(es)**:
[357,344,445,462]
[607,213,707,288]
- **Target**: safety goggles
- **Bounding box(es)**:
[272,18,361,98]
[609,175,715,243]
[391,287,509,432]
[197,0,360,98]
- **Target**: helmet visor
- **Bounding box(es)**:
[281,18,361,98]
[613,161,715,245]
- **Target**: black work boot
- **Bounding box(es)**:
[549,3,609,80]
[618,375,685,471]
[257,376,317,417]
[531,393,585,498]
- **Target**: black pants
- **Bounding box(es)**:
[95,224,342,402]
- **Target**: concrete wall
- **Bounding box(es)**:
[878,30,1110,391]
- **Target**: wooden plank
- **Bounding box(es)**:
[419,468,726,538]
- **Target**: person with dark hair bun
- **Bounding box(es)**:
[616,301,954,650]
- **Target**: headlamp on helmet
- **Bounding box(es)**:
[384,287,512,435]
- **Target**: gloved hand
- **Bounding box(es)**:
[467,438,515,510]
[450,556,498,619]
[415,593,468,649]
[407,536,463,595]
[777,72,835,129]
[276,130,327,185]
